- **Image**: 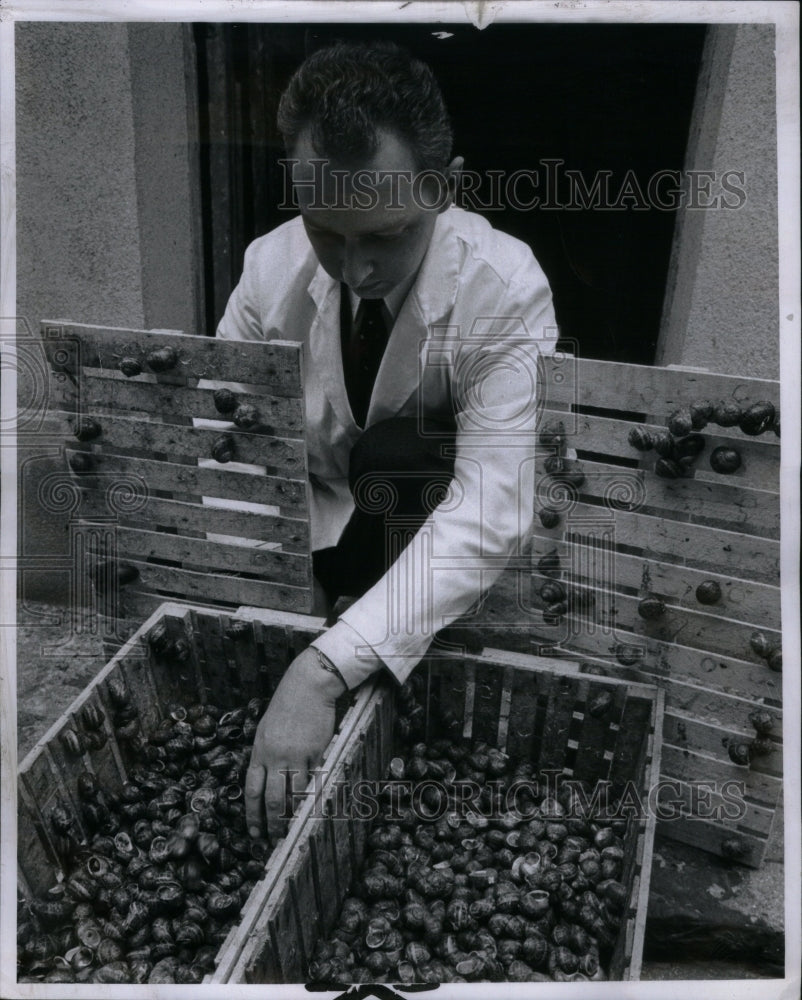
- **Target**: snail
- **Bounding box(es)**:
[689,401,714,430]
[118,357,142,377]
[695,580,722,605]
[654,457,682,479]
[232,403,260,429]
[211,434,236,463]
[72,417,102,441]
[739,400,775,436]
[213,387,238,414]
[710,445,741,474]
[637,595,666,620]
[667,408,694,438]
[749,709,775,735]
[627,426,653,451]
[145,346,178,373]
[538,508,560,529]
[675,433,706,458]
[712,400,742,426]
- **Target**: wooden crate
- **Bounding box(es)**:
[468,354,782,868]
[16,602,377,984]
[229,648,664,983]
[40,320,313,654]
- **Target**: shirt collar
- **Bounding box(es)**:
[347,268,419,327]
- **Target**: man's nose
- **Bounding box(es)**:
[340,240,373,288]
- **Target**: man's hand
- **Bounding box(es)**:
[244,647,346,842]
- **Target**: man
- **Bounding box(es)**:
[216,40,557,841]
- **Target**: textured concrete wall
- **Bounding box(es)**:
[657,25,779,378]
[16,22,146,330]
[16,23,200,603]
[129,23,204,334]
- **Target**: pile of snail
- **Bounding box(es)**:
[17,674,271,985]
[308,682,629,984]
[628,399,778,479]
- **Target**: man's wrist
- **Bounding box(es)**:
[311,646,347,694]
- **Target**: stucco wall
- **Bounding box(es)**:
[16,22,200,604]
[657,24,779,378]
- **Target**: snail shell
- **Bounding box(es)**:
[667,409,694,438]
[94,961,131,983]
[145,346,178,373]
[119,357,142,377]
[627,426,653,451]
[213,387,238,414]
[232,403,260,429]
[148,956,179,983]
[72,418,102,442]
[712,400,742,427]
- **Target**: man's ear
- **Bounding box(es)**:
[439,156,464,212]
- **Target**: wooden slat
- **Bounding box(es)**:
[542,356,780,415]
[53,410,305,474]
[535,458,780,539]
[660,744,781,808]
[66,450,307,512]
[79,490,309,554]
[559,588,780,665]
[113,526,310,585]
[531,540,781,630]
[662,711,781,777]
[504,667,541,762]
[17,789,61,895]
[533,503,780,583]
[470,661,504,747]
[52,369,304,434]
[657,815,768,869]
[572,680,628,784]
[655,777,776,837]
[543,407,780,492]
[537,674,578,771]
[609,696,653,790]
[43,321,304,394]
[145,614,197,712]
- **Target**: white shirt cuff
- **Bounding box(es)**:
[311,619,385,691]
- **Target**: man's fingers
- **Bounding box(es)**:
[244,762,267,839]
[264,759,310,843]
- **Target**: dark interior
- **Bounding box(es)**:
[194,22,706,365]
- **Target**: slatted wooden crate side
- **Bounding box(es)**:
[608,688,663,981]
[224,688,387,983]
[42,321,316,643]
[528,616,782,717]
[51,369,305,436]
[540,407,780,492]
[51,410,307,477]
[536,459,780,539]
[529,572,779,668]
[530,536,781,631]
[77,489,310,554]
[17,606,170,893]
[540,356,780,417]
[209,641,380,983]
[42,321,304,395]
[233,654,662,983]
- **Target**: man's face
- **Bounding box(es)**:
[289,127,449,299]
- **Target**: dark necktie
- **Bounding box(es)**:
[340,288,390,427]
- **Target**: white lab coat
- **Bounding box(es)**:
[217,206,557,687]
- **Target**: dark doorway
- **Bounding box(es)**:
[193,22,705,365]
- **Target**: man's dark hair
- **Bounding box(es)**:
[277,40,453,171]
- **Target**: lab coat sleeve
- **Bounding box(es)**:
[315,257,556,688]
[216,241,268,343]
